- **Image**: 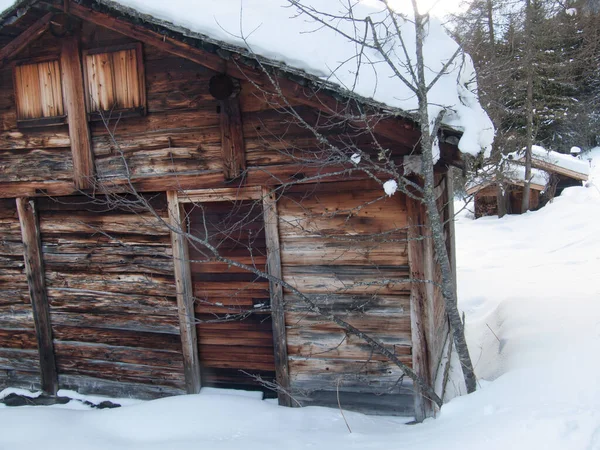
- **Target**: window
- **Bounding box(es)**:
[82,43,146,119]
[13,58,66,127]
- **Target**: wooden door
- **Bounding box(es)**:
[183,199,276,394]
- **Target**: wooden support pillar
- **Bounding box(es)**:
[406,196,434,421]
[262,188,292,407]
[210,74,246,180]
[61,33,94,190]
[167,191,202,394]
[16,198,58,395]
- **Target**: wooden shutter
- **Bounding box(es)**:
[14,59,65,125]
[83,44,146,118]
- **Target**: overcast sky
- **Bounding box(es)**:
[419,0,470,17]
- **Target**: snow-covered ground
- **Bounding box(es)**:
[1,158,599,449]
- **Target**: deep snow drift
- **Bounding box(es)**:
[1,157,599,449]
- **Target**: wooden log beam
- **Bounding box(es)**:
[16,197,58,395]
[406,196,434,421]
[61,33,94,190]
[209,74,246,180]
[167,190,202,394]
[0,162,368,198]
[219,96,246,179]
[0,13,53,67]
[262,188,292,407]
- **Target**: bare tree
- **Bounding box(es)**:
[280,0,479,394]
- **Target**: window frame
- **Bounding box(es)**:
[81,42,146,121]
[12,55,68,129]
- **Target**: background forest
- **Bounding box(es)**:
[451,0,600,164]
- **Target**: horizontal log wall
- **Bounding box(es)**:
[37,194,186,397]
[277,181,414,415]
[0,199,40,390]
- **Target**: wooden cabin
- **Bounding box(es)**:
[0,0,465,418]
[507,146,589,197]
[467,178,545,218]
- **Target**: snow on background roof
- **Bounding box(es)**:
[508,145,590,176]
[467,162,549,192]
[0,0,495,157]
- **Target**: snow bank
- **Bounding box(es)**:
[0,0,493,157]
[508,145,590,176]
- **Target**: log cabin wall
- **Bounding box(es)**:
[36,194,186,398]
[277,181,415,415]
[0,199,40,390]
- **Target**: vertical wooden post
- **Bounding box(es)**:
[61,33,94,190]
[262,188,292,407]
[406,196,434,421]
[220,96,246,179]
[167,191,202,394]
[16,198,58,395]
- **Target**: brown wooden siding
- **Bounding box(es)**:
[277,181,414,413]
[0,199,40,390]
[35,195,186,397]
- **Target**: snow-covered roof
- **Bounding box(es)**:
[507,145,590,180]
[466,163,549,195]
[0,0,494,158]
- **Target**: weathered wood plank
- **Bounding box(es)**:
[406,196,434,421]
[0,329,38,350]
[296,389,415,417]
[0,129,70,151]
[286,312,412,343]
[39,212,168,236]
[288,358,412,394]
[52,326,183,353]
[47,289,177,315]
[167,190,202,393]
[219,95,246,179]
[283,293,410,315]
[58,374,185,399]
[281,236,408,266]
[61,373,184,399]
[0,304,34,329]
[54,342,184,370]
[0,369,41,391]
[16,197,57,394]
[55,357,186,389]
[44,271,176,297]
[91,126,220,156]
[283,265,412,295]
[262,188,291,406]
[95,145,222,179]
[42,251,174,276]
[0,148,73,183]
[50,311,180,335]
[0,348,41,372]
[61,34,94,189]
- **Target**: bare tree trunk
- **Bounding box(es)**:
[412,4,478,394]
[522,0,534,213]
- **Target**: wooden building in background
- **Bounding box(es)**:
[0,0,465,418]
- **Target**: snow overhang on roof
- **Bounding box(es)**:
[0,0,495,157]
[507,146,590,181]
[466,163,549,195]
